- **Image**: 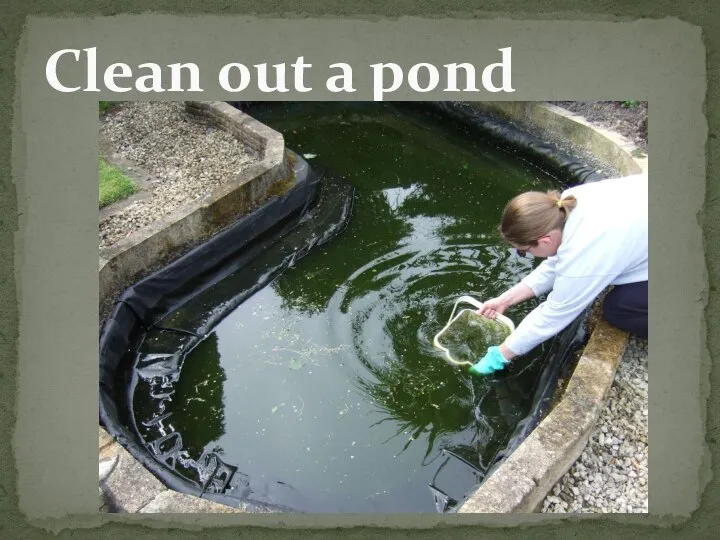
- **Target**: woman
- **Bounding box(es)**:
[469,172,648,376]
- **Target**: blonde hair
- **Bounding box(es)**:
[499,190,578,246]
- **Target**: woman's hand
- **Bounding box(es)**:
[477,297,508,319]
[468,346,508,376]
[477,283,536,319]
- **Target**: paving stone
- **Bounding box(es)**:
[99,427,114,450]
[99,453,119,483]
[100,445,167,513]
[139,490,245,513]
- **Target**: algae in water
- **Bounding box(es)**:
[437,310,511,366]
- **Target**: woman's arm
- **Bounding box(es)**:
[478,282,535,320]
[479,258,557,318]
[521,256,559,297]
[502,271,618,358]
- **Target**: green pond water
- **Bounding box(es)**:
[132,102,562,512]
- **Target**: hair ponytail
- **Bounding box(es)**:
[499,190,577,245]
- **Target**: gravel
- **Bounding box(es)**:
[99,101,258,250]
[548,101,648,152]
[541,336,649,513]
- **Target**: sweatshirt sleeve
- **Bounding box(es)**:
[520,256,558,297]
[504,263,621,356]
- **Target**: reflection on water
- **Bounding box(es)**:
[130,102,559,512]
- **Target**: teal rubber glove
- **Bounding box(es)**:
[469,346,509,376]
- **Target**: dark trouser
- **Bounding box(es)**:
[602,280,648,339]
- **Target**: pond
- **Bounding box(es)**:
[128,102,565,512]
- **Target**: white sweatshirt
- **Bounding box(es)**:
[503,172,648,356]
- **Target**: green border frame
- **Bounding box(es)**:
[1,2,717,538]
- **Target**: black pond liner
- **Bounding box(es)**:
[99,102,607,513]
[99,153,356,511]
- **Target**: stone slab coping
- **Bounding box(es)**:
[466,101,648,177]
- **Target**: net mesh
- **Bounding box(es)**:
[435,310,512,366]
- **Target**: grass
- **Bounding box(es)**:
[99,102,139,207]
[99,157,139,208]
[99,101,115,114]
